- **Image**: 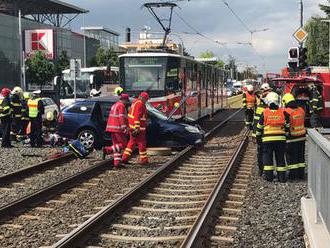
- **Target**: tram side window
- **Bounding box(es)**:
[166,57,180,92]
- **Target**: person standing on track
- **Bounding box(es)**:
[10,87,24,141]
[103,93,130,168]
[114,86,124,96]
[282,93,307,180]
[242,84,256,130]
[21,92,31,137]
[0,88,13,148]
[252,83,273,176]
[122,92,149,165]
[256,92,290,183]
[28,90,44,147]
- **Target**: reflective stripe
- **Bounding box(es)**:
[287,137,306,143]
[276,166,287,172]
[125,148,132,153]
[106,125,122,130]
[299,163,306,168]
[263,166,275,171]
[28,98,40,118]
[124,151,131,156]
[254,116,260,121]
[262,136,286,142]
[287,164,300,170]
[110,114,127,118]
[128,114,135,119]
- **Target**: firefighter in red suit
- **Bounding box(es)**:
[122,92,149,165]
[103,93,129,168]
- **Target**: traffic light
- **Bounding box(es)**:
[288,47,299,70]
[299,47,308,69]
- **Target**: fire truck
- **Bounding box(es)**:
[270,66,330,127]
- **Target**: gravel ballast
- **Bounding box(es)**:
[0,146,61,176]
[233,167,308,248]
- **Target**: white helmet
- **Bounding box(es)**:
[265,92,280,106]
[12,86,23,96]
[90,89,101,97]
[260,83,271,91]
[246,85,254,92]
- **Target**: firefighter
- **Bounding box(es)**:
[21,92,31,136]
[122,92,149,165]
[103,93,130,168]
[242,84,256,130]
[282,93,306,180]
[114,86,124,96]
[0,88,13,148]
[28,90,45,147]
[260,83,272,97]
[10,87,23,140]
[309,85,323,127]
[256,92,290,182]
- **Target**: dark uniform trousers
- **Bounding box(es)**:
[262,141,286,182]
[1,117,12,147]
[286,141,305,179]
[257,143,263,173]
[30,117,43,147]
[245,108,254,129]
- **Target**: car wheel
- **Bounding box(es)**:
[78,129,96,149]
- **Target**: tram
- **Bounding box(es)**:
[119,52,228,121]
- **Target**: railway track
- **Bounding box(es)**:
[0,109,244,247]
[51,110,248,248]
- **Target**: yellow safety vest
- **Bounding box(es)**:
[28,98,40,118]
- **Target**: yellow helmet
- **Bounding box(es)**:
[46,112,54,121]
[114,86,124,96]
[282,93,295,106]
[23,92,32,99]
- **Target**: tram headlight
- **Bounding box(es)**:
[184,125,201,134]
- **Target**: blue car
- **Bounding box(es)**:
[57,97,205,149]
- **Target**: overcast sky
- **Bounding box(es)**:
[67,0,326,73]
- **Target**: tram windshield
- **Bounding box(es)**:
[121,56,180,93]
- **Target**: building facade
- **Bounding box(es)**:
[0,13,99,89]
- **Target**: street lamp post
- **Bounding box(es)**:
[322,20,330,68]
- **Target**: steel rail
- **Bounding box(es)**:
[0,159,112,222]
[0,152,75,186]
[180,129,250,247]
[52,108,243,248]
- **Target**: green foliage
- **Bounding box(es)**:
[54,50,70,75]
[199,50,225,68]
[320,1,330,16]
[92,47,118,67]
[25,51,55,88]
[305,16,329,66]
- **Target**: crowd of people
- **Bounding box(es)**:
[0,87,57,148]
[242,83,323,182]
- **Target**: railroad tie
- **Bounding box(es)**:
[100,233,186,242]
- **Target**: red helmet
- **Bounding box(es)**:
[120,93,129,101]
[1,88,11,97]
[140,92,149,100]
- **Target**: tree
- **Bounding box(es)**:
[54,50,70,76]
[26,51,55,89]
[199,50,225,68]
[92,47,119,67]
[320,1,330,16]
[305,17,328,66]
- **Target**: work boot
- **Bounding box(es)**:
[288,169,297,180]
[102,148,107,160]
[264,171,274,182]
[278,172,287,183]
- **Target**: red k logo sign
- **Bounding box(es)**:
[31,32,46,51]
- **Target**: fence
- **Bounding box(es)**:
[307,129,330,234]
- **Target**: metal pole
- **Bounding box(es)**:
[74,59,77,100]
[299,0,304,48]
[328,23,330,68]
[19,9,24,89]
[83,14,86,67]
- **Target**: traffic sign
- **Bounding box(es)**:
[293,27,308,43]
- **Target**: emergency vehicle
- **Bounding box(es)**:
[119,52,228,121]
[270,66,330,127]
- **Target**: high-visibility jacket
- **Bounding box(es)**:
[128,99,147,131]
[256,107,290,143]
[106,101,128,133]
[28,98,41,118]
[0,97,12,118]
[10,95,23,118]
[252,102,267,137]
[285,107,306,142]
[243,92,256,109]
